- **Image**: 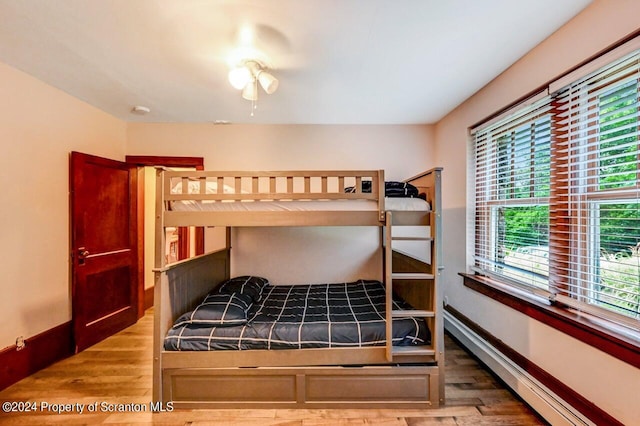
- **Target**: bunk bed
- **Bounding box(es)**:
[153,168,443,408]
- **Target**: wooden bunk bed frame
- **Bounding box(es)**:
[153,168,443,408]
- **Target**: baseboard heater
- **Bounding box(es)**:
[444,311,594,426]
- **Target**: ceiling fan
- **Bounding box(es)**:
[224,23,290,114]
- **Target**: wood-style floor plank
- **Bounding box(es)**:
[0,309,547,425]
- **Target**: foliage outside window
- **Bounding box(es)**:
[472,48,640,327]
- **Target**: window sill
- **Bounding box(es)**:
[459,272,640,369]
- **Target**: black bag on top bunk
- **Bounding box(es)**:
[346,180,420,198]
[384,181,419,197]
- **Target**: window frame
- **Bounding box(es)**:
[470,37,640,343]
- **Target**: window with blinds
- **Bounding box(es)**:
[473,100,552,291]
[472,43,640,328]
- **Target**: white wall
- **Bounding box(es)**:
[127,124,435,181]
[434,1,640,423]
[127,123,436,284]
[232,226,382,285]
[0,62,126,349]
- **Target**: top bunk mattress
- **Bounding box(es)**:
[170,197,430,212]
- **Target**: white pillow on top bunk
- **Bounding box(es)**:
[170,179,237,195]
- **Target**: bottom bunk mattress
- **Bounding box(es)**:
[164,278,430,351]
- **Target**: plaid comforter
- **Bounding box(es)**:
[164,279,430,351]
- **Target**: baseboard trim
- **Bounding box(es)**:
[0,321,73,391]
[144,286,154,310]
[444,306,621,426]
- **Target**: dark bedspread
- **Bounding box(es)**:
[164,279,430,351]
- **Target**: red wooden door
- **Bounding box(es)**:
[70,151,138,351]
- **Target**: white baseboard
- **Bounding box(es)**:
[444,310,594,426]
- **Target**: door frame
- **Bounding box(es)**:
[125,156,204,316]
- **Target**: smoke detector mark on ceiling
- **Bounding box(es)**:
[131,105,151,115]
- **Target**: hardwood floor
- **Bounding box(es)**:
[0,310,546,425]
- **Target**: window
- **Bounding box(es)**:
[552,52,640,322]
[472,43,640,328]
[473,102,552,291]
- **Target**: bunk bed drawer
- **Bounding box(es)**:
[164,369,298,403]
[164,365,439,408]
[304,367,431,402]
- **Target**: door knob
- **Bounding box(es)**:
[78,248,90,265]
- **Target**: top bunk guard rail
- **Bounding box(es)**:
[163,170,383,201]
[159,169,387,226]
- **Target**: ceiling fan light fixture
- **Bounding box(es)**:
[241,79,258,101]
[229,59,277,115]
[228,66,252,90]
[229,60,278,94]
[257,70,278,94]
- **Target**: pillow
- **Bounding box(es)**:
[174,292,252,327]
[170,179,237,195]
[217,276,269,302]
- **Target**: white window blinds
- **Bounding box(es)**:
[472,97,552,293]
[471,41,640,330]
[550,50,640,326]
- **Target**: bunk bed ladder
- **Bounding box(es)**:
[384,210,436,362]
[384,213,394,362]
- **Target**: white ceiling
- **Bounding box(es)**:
[0,0,592,124]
